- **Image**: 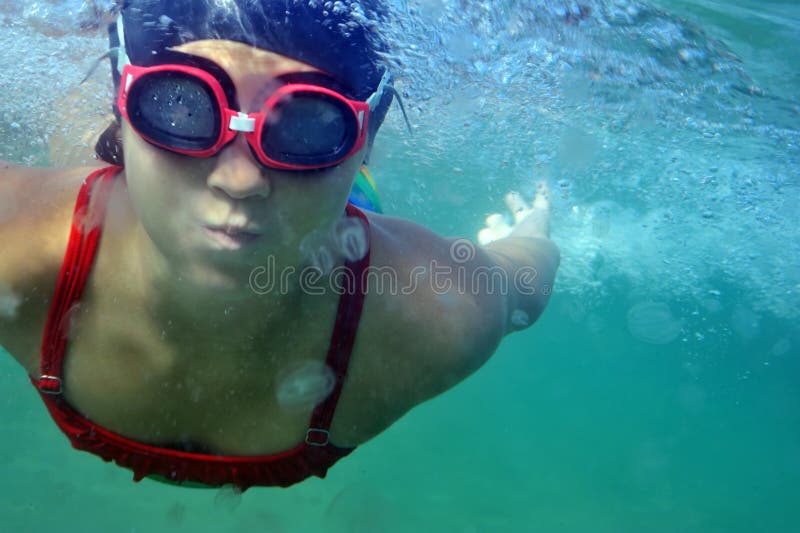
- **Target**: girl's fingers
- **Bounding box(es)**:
[533,181,551,210]
[478,213,513,245]
[505,192,532,224]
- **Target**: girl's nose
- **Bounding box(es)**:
[206,134,271,200]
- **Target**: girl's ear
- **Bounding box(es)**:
[95,120,124,166]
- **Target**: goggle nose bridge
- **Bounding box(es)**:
[229,112,256,133]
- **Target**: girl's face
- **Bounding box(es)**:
[121,40,366,287]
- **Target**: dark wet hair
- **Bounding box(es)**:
[96,0,393,166]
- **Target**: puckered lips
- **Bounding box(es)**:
[202,224,263,251]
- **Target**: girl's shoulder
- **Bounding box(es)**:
[0,163,106,374]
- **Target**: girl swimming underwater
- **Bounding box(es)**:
[0,0,559,490]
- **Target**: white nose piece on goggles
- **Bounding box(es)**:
[229,112,256,133]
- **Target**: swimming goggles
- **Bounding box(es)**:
[117,54,390,171]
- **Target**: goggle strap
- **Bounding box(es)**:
[366,70,414,136]
[367,70,392,111]
[116,13,131,75]
[388,84,414,135]
[123,71,134,93]
[80,48,119,85]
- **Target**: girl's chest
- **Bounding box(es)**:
[57,297,389,454]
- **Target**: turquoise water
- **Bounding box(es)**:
[1,1,799,531]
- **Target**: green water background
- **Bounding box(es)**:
[1,0,799,531]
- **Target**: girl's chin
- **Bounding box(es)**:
[180,262,256,296]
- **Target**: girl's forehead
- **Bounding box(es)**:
[172,39,321,78]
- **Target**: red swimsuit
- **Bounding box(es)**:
[31,166,370,490]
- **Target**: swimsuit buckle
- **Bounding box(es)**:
[38,375,63,395]
[305,428,330,447]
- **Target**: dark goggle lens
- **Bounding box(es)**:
[130,72,221,151]
[261,94,357,166]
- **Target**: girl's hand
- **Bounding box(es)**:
[478,181,551,245]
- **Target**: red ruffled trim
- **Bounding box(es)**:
[33,382,353,490]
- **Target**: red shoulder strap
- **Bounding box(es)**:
[37,166,121,394]
[305,204,371,446]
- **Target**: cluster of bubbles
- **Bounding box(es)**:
[3,1,117,35]
[300,216,370,274]
[0,2,113,165]
[275,359,336,411]
[626,301,682,344]
[372,0,800,332]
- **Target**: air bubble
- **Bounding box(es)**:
[333,216,369,262]
[59,303,83,340]
[731,306,760,340]
[511,309,530,329]
[72,180,108,234]
[275,360,336,411]
[0,283,21,319]
[770,338,791,357]
[627,302,682,344]
[300,231,334,274]
[307,245,335,274]
[214,485,242,512]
